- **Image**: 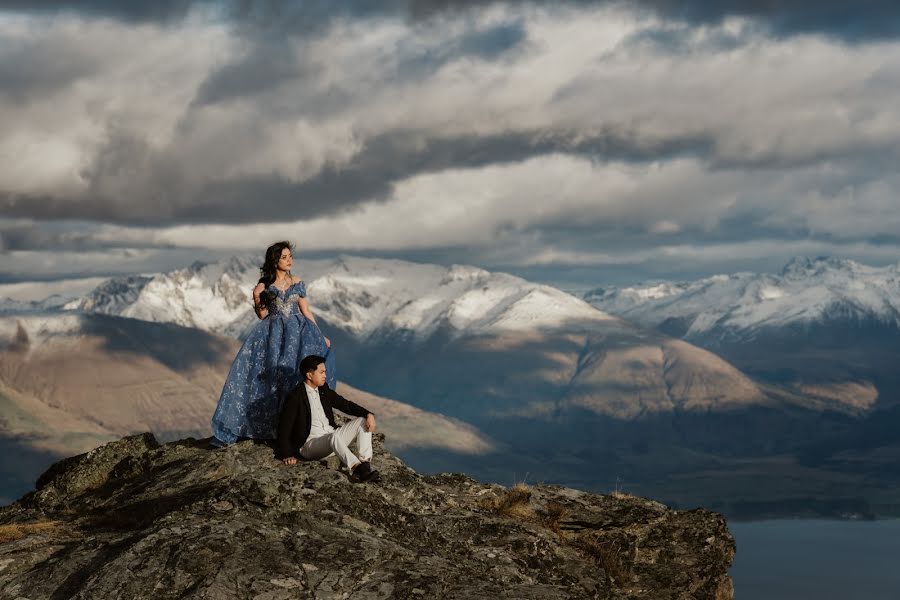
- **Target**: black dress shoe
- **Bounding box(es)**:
[351,461,380,483]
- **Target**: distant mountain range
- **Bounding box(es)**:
[69,255,616,341]
[585,256,900,411]
[68,255,775,418]
[585,257,900,343]
[45,254,900,517]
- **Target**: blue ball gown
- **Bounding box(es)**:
[211,281,336,445]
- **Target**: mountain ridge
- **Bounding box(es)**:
[63,254,775,419]
[585,256,900,342]
[68,254,619,343]
[584,256,900,413]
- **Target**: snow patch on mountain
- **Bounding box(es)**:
[301,257,617,339]
[65,256,275,339]
[68,255,616,342]
[65,275,154,314]
[585,257,900,341]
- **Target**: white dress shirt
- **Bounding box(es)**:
[305,383,335,438]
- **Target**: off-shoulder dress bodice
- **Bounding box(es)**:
[265,281,306,318]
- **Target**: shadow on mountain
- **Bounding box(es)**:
[321,315,900,518]
[0,436,63,505]
[700,318,900,405]
[796,404,900,472]
[80,313,235,372]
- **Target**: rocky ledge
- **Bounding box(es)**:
[0,433,735,599]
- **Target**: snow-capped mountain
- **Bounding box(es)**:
[585,257,900,343]
[65,257,261,339]
[62,254,779,419]
[584,256,900,410]
[70,255,616,342]
[310,258,616,340]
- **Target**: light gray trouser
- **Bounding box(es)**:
[300,417,372,469]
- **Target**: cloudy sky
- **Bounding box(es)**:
[2,1,900,289]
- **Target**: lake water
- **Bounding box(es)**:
[729,519,900,600]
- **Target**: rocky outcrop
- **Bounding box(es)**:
[0,434,735,599]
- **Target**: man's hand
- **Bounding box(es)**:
[282,456,297,465]
[324,336,331,348]
[365,413,377,433]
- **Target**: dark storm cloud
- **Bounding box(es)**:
[344,128,711,188]
[0,222,54,251]
[397,20,528,76]
[617,21,756,55]
[0,221,170,252]
[629,0,900,42]
[193,19,526,108]
[0,0,197,23]
[0,128,714,225]
[409,1,900,42]
[0,33,101,103]
[192,38,316,106]
[0,0,402,30]
[4,1,900,42]
[0,222,92,251]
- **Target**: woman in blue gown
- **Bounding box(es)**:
[211,241,336,446]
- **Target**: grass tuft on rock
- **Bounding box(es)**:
[538,501,568,534]
[479,483,535,521]
[573,533,633,583]
[0,520,63,543]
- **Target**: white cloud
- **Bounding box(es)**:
[0,14,234,199]
[101,154,892,258]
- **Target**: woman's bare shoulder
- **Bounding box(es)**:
[252,282,266,294]
[291,276,304,285]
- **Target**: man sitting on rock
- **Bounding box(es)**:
[276,355,379,483]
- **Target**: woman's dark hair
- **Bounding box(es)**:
[258,241,293,286]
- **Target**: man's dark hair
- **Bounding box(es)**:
[299,355,326,376]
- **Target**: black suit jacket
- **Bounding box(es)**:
[276,383,372,459]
